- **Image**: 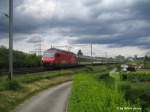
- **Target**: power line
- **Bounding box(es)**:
[29,38,44,56]
[52,45,72,51]
[91,43,92,57]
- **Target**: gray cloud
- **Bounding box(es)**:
[26,34,42,43]
[131,0,150,20]
[0,0,150,50]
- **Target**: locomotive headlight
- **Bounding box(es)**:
[41,57,44,61]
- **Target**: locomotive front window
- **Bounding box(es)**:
[44,52,55,58]
[55,53,60,57]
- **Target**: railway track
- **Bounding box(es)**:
[0,63,116,75]
[0,67,46,75]
[0,65,85,75]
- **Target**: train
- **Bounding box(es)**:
[41,48,119,68]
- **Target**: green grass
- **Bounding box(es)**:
[0,70,74,91]
[111,71,150,112]
[68,69,141,112]
[0,69,74,112]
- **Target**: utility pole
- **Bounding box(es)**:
[38,38,42,56]
[9,0,13,80]
[105,52,108,64]
[91,43,92,57]
[32,38,43,56]
[105,52,108,58]
[90,43,93,64]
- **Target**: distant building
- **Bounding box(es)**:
[121,64,128,72]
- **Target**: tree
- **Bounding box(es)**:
[77,49,83,56]
[144,55,150,67]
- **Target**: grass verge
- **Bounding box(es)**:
[0,70,74,112]
[68,66,141,112]
[111,71,150,112]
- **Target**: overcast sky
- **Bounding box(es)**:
[0,0,150,57]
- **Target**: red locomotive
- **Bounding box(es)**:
[42,48,78,68]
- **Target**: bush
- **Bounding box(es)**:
[118,71,150,111]
[84,66,94,72]
[5,80,22,91]
[121,73,127,80]
[119,84,150,111]
[0,47,41,69]
[99,72,109,79]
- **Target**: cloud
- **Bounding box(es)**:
[0,0,150,56]
[26,34,43,43]
[16,0,56,20]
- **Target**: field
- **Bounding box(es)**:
[144,56,150,67]
[68,65,141,112]
[0,69,74,112]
